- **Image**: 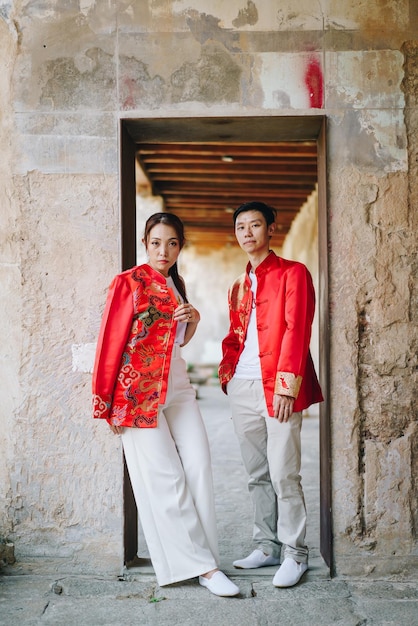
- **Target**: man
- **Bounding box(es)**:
[219,201,323,588]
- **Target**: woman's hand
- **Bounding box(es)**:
[173,303,201,346]
[109,424,124,435]
[173,303,200,325]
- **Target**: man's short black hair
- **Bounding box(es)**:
[233,201,277,226]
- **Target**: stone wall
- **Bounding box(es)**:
[403,40,418,545]
[328,37,417,576]
[0,12,18,553]
[0,1,416,577]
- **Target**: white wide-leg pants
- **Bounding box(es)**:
[227,377,308,563]
[121,346,219,586]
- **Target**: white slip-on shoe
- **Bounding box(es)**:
[272,557,308,587]
[233,549,281,569]
[199,571,240,597]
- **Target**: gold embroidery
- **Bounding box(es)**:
[274,372,302,398]
[229,273,247,310]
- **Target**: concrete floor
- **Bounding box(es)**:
[1,385,417,625]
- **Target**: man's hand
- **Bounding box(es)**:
[273,394,295,422]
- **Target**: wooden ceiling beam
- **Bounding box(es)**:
[145,163,317,175]
[137,142,317,156]
[160,188,311,197]
[152,175,317,185]
[163,199,303,207]
[142,158,317,167]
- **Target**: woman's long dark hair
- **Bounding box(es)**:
[143,212,188,303]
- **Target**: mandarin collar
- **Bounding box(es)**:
[246,251,277,277]
[140,263,170,284]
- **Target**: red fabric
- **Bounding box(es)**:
[219,251,323,415]
[92,264,178,428]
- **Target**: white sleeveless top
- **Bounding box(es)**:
[166,276,187,346]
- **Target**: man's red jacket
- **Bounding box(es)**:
[219,251,323,416]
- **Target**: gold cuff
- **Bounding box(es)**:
[274,372,302,398]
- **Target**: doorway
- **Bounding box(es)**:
[120,115,331,570]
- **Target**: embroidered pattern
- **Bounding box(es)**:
[93,394,111,419]
[109,405,127,425]
[229,273,248,310]
[275,372,302,398]
[118,361,139,387]
[93,265,177,428]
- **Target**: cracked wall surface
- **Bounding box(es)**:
[0,0,417,577]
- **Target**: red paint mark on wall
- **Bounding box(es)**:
[304,57,323,108]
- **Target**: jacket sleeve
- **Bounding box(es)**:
[274,263,315,399]
[92,274,134,420]
[218,287,242,393]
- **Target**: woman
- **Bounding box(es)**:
[92,212,239,597]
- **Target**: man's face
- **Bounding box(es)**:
[234,210,275,255]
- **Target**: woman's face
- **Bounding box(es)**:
[144,223,181,277]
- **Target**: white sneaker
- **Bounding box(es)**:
[199,571,240,597]
[233,549,281,569]
[272,557,308,587]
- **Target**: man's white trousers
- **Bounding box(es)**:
[227,377,308,563]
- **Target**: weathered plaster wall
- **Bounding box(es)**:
[9,172,123,570]
[0,13,19,543]
[0,0,416,578]
[326,37,417,575]
[403,41,418,544]
[281,188,320,381]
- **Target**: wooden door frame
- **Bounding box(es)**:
[120,121,139,564]
[317,118,333,571]
[119,115,332,570]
